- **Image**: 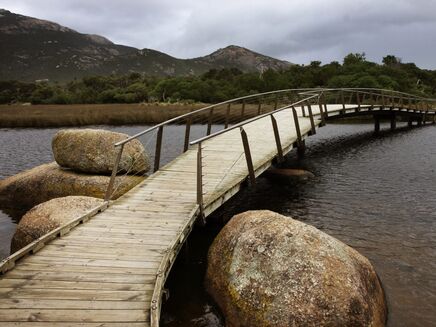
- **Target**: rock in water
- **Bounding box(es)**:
[11,196,103,253]
[52,129,150,175]
[0,162,144,210]
[206,210,387,327]
[263,168,315,182]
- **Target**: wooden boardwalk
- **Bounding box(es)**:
[0,89,434,326]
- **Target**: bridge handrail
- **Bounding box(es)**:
[114,88,320,147]
[115,88,435,147]
[189,94,319,145]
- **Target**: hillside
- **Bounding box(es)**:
[0,9,292,82]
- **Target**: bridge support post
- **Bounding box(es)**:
[433,114,435,124]
[390,113,396,131]
[374,115,380,135]
[297,140,306,158]
[240,127,256,186]
[408,117,413,128]
[417,117,423,126]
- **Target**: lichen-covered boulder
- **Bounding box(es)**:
[206,210,387,327]
[10,196,103,253]
[0,162,144,211]
[52,129,150,175]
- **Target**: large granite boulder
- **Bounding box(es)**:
[10,196,103,253]
[206,210,387,327]
[0,162,144,210]
[52,129,150,175]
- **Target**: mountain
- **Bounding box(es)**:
[0,9,293,82]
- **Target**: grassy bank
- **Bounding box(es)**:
[0,103,206,127]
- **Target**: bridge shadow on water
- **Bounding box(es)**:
[161,122,436,327]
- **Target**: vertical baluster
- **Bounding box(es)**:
[240,127,256,186]
[307,101,316,135]
[105,144,125,201]
[183,117,192,152]
[257,100,262,115]
[225,103,231,128]
[340,90,346,110]
[270,114,284,163]
[241,100,246,118]
[206,107,214,136]
[153,126,163,172]
[292,106,302,146]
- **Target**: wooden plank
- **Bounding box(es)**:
[0,309,148,322]
[0,278,154,291]
[0,288,151,301]
[5,270,154,284]
[0,299,149,310]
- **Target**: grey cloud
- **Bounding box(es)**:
[1,0,435,68]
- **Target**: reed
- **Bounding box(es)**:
[0,103,206,127]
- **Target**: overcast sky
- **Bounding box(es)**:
[1,0,435,69]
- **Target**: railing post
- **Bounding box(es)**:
[257,100,262,115]
[196,142,204,214]
[225,103,231,128]
[301,103,306,117]
[340,89,346,110]
[206,107,214,136]
[241,100,246,118]
[105,144,125,201]
[183,117,192,152]
[274,94,279,110]
[154,126,163,172]
[306,101,316,135]
[322,93,328,118]
[240,127,256,186]
[318,94,326,126]
[356,91,361,111]
[292,106,302,147]
[270,114,284,163]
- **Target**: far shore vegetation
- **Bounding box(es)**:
[0,53,435,127]
[1,54,435,106]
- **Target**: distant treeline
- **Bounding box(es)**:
[1,53,435,105]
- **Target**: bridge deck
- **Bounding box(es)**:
[0,103,430,326]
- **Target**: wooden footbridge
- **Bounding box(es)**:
[1,88,435,326]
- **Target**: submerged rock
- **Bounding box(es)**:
[263,168,315,182]
[0,162,144,210]
[206,210,387,327]
[52,129,150,175]
[10,196,103,253]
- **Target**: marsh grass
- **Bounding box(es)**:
[0,103,206,127]
[0,102,279,127]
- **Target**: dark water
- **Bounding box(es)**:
[0,123,435,326]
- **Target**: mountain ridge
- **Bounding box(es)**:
[0,9,293,82]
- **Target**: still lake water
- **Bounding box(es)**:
[0,123,435,326]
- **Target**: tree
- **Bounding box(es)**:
[343,52,366,66]
[382,55,401,66]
